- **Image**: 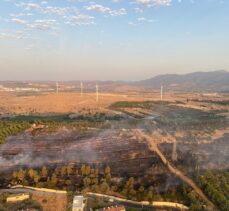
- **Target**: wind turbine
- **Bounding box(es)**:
[56,82,59,94]
[80,81,83,96]
[96,84,99,102]
[160,85,163,101]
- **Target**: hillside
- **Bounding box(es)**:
[134,70,229,92]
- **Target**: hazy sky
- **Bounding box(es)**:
[0,0,229,80]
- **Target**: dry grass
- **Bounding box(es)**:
[31,192,67,211]
[0,91,180,115]
[0,91,228,115]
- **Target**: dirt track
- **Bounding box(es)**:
[87,192,189,210]
[134,130,216,210]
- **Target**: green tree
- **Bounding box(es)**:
[105,166,111,175]
[81,164,86,176]
[13,171,18,179]
[28,168,35,179]
[105,173,112,183]
[100,181,109,194]
[66,165,74,176]
[41,166,48,178]
[85,165,91,176]
[33,171,40,184]
[17,168,26,182]
[146,190,153,202]
[51,173,58,185]
[60,166,66,177]
[83,177,91,187]
[95,168,99,177]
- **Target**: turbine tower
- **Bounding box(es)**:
[160,85,163,101]
[80,81,83,96]
[56,82,59,94]
[96,84,99,102]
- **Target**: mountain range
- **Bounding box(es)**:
[133,70,229,92]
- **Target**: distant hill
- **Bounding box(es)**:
[0,70,228,93]
[134,70,229,92]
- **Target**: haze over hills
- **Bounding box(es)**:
[134,70,229,92]
[0,70,228,93]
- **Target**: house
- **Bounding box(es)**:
[72,195,87,211]
[6,193,30,203]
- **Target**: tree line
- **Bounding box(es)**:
[11,164,154,202]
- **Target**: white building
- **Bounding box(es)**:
[6,193,30,203]
[72,195,87,211]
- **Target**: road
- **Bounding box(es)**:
[87,192,188,210]
[134,130,216,210]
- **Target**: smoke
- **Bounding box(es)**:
[159,133,229,171]
[0,127,141,173]
[0,129,109,172]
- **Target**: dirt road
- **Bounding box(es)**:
[87,192,189,210]
[134,130,216,210]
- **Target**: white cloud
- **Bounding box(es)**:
[86,4,110,13]
[65,15,95,26]
[27,19,57,30]
[42,6,79,16]
[42,6,69,16]
[86,4,126,16]
[11,18,27,24]
[16,2,41,11]
[136,0,172,6]
[110,8,126,16]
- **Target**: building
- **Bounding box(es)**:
[96,206,125,211]
[72,195,87,211]
[6,193,30,203]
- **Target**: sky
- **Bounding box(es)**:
[0,0,229,81]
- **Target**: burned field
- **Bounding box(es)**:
[0,99,228,210]
[0,129,162,176]
[1,100,228,175]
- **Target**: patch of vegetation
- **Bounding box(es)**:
[0,112,125,144]
[111,101,171,109]
[153,104,228,135]
[7,165,157,203]
[12,112,124,124]
[192,99,229,106]
[197,170,229,211]
[159,185,205,211]
[0,121,30,144]
[12,114,73,123]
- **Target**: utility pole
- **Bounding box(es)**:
[160,85,163,101]
[80,81,83,96]
[96,84,99,102]
[172,140,178,162]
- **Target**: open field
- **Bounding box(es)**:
[1,90,228,115]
